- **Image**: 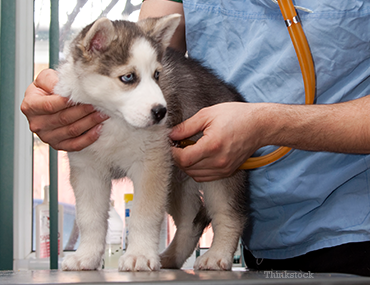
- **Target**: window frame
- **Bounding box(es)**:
[0,0,16,271]
[10,0,212,271]
[13,0,35,271]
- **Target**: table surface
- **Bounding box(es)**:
[1,268,370,285]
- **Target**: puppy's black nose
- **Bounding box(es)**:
[151,104,167,123]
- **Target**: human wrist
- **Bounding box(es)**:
[255,103,291,148]
[258,103,316,150]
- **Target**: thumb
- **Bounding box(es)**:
[170,110,208,141]
[34,69,59,94]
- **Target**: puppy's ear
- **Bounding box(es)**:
[78,17,117,57]
[138,14,181,50]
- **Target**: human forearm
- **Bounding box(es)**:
[169,96,370,181]
[261,95,370,154]
[140,0,186,53]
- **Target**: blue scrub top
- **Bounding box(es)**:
[182,0,370,259]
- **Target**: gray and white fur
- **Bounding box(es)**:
[55,14,249,271]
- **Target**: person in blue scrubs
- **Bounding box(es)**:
[22,0,370,276]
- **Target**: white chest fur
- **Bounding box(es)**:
[67,116,171,181]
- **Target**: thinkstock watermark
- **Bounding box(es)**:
[264,270,314,279]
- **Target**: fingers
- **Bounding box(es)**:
[171,137,236,182]
[37,109,108,151]
[170,109,209,141]
[53,124,103,152]
[34,69,59,94]
[29,103,97,133]
[29,93,71,116]
[170,109,215,172]
[171,134,213,167]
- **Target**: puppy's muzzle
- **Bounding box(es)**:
[151,104,167,124]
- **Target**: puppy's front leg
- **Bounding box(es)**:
[62,158,111,271]
[119,156,170,271]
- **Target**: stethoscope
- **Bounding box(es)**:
[178,0,316,169]
[241,0,316,169]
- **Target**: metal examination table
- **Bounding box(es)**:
[1,269,370,285]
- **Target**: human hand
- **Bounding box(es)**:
[21,69,109,151]
[170,102,266,182]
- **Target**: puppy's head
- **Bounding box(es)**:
[68,14,181,128]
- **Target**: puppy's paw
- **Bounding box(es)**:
[118,252,160,271]
[194,251,232,271]
[62,252,102,271]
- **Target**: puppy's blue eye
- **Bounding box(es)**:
[120,73,135,83]
[154,70,160,80]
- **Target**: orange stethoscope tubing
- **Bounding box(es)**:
[239,0,316,169]
[177,0,316,169]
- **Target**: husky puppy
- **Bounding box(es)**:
[55,14,249,271]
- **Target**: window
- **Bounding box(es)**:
[32,0,143,263]
[13,0,213,271]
